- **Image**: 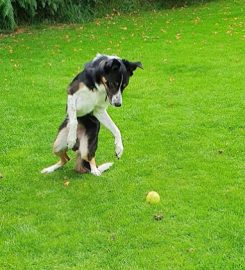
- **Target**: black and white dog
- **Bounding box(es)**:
[41,54,142,176]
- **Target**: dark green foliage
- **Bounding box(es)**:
[0,0,210,31]
[1,0,94,30]
[0,0,15,30]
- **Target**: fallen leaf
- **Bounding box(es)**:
[193,17,201,24]
[176,33,181,40]
[64,181,70,187]
[153,213,163,221]
[169,76,175,82]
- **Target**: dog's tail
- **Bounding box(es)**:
[98,162,114,173]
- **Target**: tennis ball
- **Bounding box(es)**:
[146,191,160,204]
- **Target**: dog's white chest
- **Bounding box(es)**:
[75,87,108,116]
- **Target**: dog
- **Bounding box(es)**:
[41,54,142,176]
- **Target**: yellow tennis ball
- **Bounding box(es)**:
[146,191,160,204]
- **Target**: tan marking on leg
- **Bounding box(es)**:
[41,150,70,174]
[89,158,101,176]
[64,151,70,161]
[59,150,70,164]
[89,158,96,166]
[42,122,70,174]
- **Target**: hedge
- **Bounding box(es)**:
[0,0,206,31]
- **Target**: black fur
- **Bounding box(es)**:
[77,114,100,160]
[58,114,100,171]
[58,117,68,131]
[78,114,100,172]
[67,55,143,104]
[69,68,97,93]
[56,55,142,172]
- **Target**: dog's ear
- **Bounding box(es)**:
[104,59,121,73]
[122,60,143,76]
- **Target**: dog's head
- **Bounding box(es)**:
[99,57,143,107]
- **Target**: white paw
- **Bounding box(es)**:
[41,163,62,174]
[67,135,76,149]
[98,162,114,172]
[41,168,48,174]
[115,139,123,159]
[91,168,101,176]
[41,167,54,174]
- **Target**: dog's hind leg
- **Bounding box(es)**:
[88,158,114,176]
[75,115,113,176]
[75,152,89,174]
[41,150,69,174]
[88,158,101,176]
[41,124,70,174]
[75,155,113,175]
[78,134,101,176]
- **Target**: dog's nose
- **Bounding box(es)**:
[114,102,121,107]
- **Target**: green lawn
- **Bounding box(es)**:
[0,0,244,269]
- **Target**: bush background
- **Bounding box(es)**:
[0,0,209,31]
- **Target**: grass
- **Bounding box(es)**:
[0,0,244,269]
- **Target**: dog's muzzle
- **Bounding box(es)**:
[111,91,122,107]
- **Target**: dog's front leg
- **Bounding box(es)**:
[93,109,123,158]
[67,95,78,149]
